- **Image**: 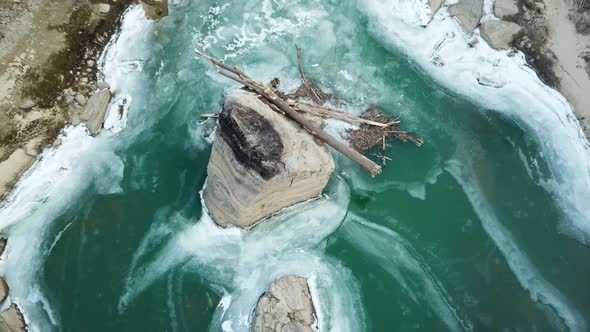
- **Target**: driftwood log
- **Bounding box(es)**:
[292,103,396,128]
[195,49,383,176]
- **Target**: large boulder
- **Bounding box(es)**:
[480,20,522,50]
[449,0,484,34]
[80,90,112,136]
[203,93,334,228]
[0,304,27,332]
[494,0,519,19]
[253,275,316,332]
[140,0,168,20]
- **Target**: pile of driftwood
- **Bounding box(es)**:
[195,47,422,176]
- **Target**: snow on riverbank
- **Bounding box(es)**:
[359,0,590,245]
[0,5,152,331]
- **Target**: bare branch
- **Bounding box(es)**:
[195,49,382,176]
[296,46,325,103]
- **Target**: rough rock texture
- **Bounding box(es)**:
[0,0,133,202]
[495,0,519,19]
[449,0,485,34]
[80,90,111,136]
[204,93,334,228]
[480,20,523,49]
[428,0,444,18]
[253,275,316,332]
[0,149,34,198]
[0,277,7,304]
[570,10,590,35]
[0,304,26,332]
[140,0,168,20]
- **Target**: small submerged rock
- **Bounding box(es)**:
[253,275,317,332]
[203,93,334,228]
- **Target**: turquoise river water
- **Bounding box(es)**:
[1,1,590,331]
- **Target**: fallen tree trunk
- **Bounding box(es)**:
[195,49,382,176]
[292,102,396,128]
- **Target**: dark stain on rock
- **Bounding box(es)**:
[219,99,284,180]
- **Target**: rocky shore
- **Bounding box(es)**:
[0,0,134,201]
[0,0,147,330]
[204,93,335,229]
[253,275,317,332]
[429,0,590,137]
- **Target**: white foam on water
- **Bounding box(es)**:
[340,213,470,331]
[0,126,125,331]
[119,178,365,331]
[358,0,590,244]
[99,5,154,134]
[166,272,180,332]
[192,0,327,61]
[0,5,153,331]
[446,159,587,331]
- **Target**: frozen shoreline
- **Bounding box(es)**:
[0,0,589,330]
[543,0,590,137]
[359,0,590,244]
[0,4,151,331]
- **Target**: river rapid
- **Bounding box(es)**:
[0,1,589,331]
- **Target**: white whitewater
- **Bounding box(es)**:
[0,5,153,331]
[0,0,588,331]
[119,178,365,332]
[358,0,590,244]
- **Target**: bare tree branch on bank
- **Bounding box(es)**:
[194,49,383,176]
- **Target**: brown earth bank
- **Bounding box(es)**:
[507,0,590,137]
[0,1,133,329]
[0,0,133,202]
[433,0,590,138]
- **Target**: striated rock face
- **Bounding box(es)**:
[480,20,522,50]
[204,93,334,228]
[140,0,168,20]
[449,0,484,34]
[80,90,112,136]
[494,0,519,19]
[0,304,27,332]
[253,275,316,332]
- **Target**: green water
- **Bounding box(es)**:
[6,1,590,331]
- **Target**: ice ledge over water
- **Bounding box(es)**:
[359,0,590,244]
